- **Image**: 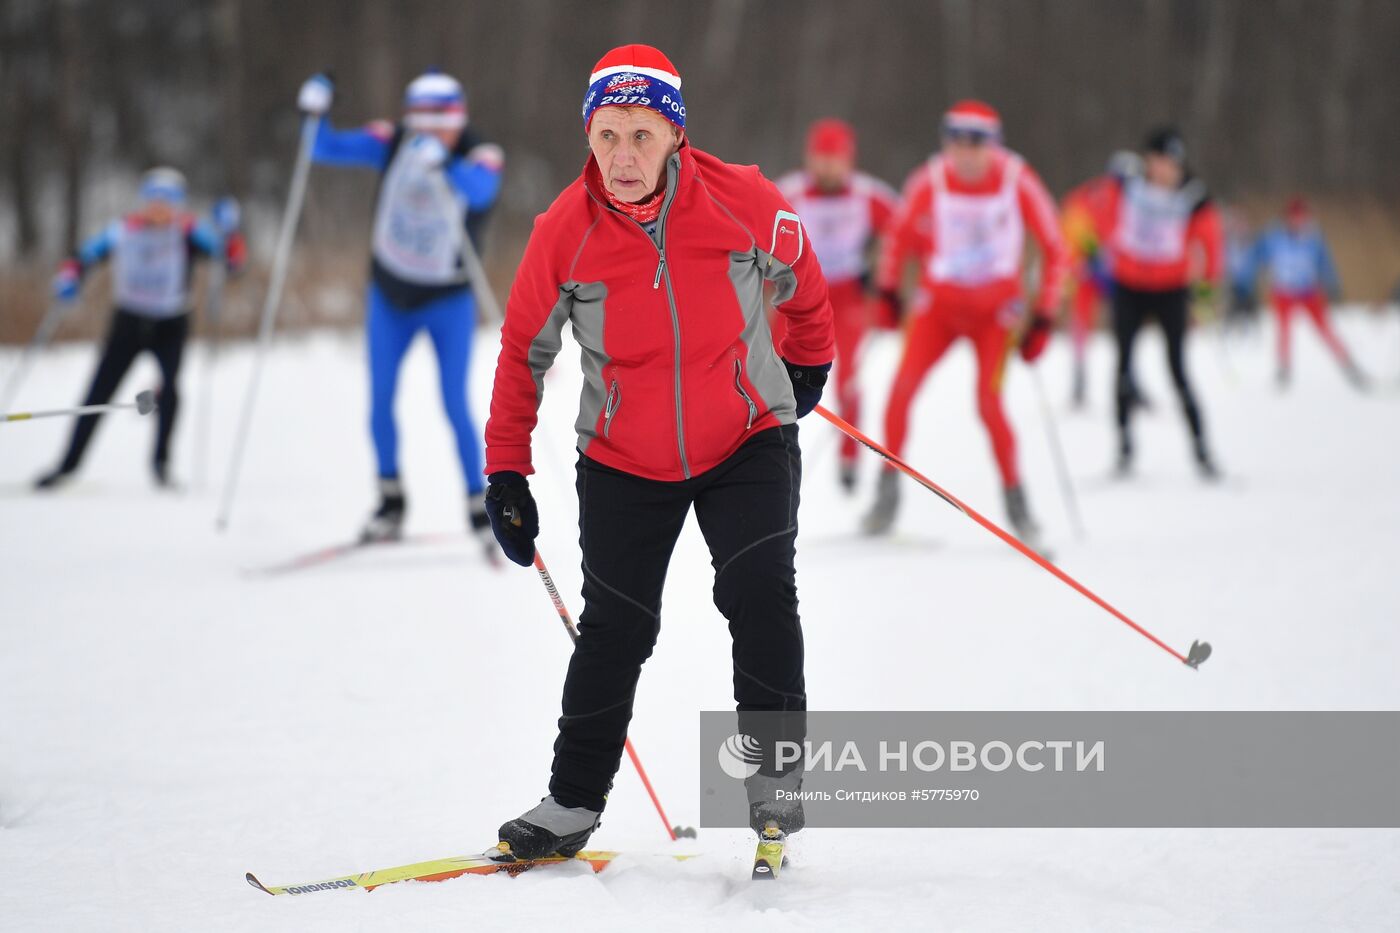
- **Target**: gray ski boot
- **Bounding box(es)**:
[837,459,857,495]
[861,468,901,536]
[746,768,806,836]
[496,796,602,861]
[1004,484,1047,554]
[1342,359,1370,393]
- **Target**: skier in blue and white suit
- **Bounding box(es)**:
[35,168,245,491]
[296,71,504,542]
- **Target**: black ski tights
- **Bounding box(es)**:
[54,308,188,474]
[1112,284,1205,452]
[549,425,806,812]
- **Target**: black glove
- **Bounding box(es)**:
[484,471,538,567]
[782,358,831,419]
[878,288,904,323]
[1019,314,1052,363]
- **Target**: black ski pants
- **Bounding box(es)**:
[550,424,806,812]
[55,308,188,474]
[1111,283,1205,448]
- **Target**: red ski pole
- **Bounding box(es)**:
[531,550,693,840]
[814,404,1211,669]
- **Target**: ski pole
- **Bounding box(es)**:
[216,116,319,530]
[458,223,503,324]
[814,404,1211,669]
[530,549,694,841]
[1029,366,1086,540]
[194,196,240,491]
[0,301,71,414]
[193,246,226,491]
[2,389,155,424]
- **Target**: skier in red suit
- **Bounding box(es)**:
[863,101,1067,550]
[775,119,898,491]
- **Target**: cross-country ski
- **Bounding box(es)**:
[243,531,471,577]
[246,847,698,896]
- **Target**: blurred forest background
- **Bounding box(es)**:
[2,0,1398,342]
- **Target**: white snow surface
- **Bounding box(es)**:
[2,310,1399,931]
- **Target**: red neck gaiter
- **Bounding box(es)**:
[602,184,665,225]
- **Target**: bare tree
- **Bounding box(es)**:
[55,0,87,256]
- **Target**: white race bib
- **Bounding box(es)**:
[1270,238,1315,292]
[113,223,189,316]
[1114,177,1192,264]
[928,156,1025,287]
[786,187,871,283]
[371,137,469,286]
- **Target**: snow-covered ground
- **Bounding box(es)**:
[2,309,1398,931]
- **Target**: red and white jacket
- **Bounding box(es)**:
[486,141,834,482]
[1092,174,1223,292]
[775,170,897,285]
[877,148,1067,315]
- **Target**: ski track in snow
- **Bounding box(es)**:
[2,311,1399,931]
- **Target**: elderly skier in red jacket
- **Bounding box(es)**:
[482,45,834,859]
[864,101,1067,551]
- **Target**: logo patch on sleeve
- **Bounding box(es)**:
[769,210,805,267]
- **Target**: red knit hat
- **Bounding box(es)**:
[942,100,1002,139]
[582,44,686,130]
[806,118,856,158]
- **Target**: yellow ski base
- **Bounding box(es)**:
[247,847,696,896]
